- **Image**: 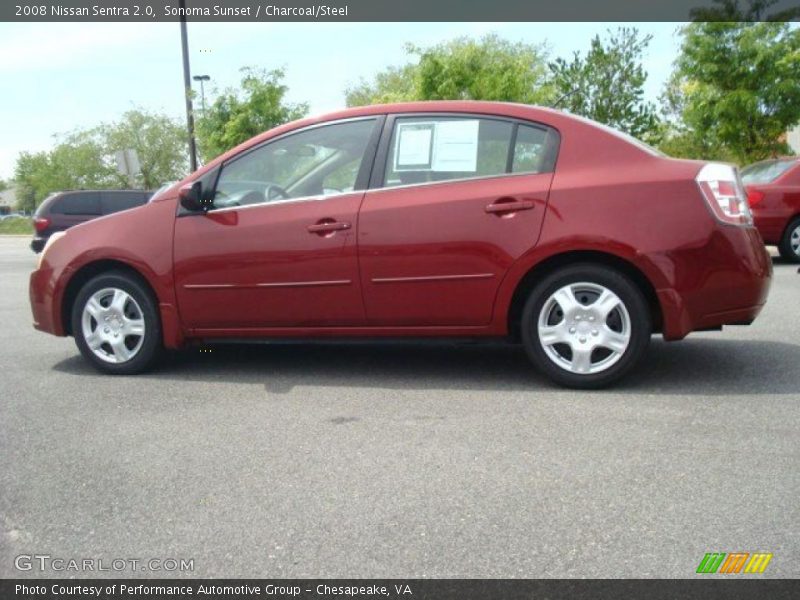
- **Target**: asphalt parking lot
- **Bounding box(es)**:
[0,235,798,578]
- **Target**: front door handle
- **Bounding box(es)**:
[307,220,351,235]
[485,199,535,214]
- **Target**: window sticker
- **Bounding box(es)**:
[393,120,480,173]
[395,123,434,169]
[431,120,479,172]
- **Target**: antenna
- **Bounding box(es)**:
[552,88,580,110]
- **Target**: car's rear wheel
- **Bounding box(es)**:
[521,264,651,389]
[71,271,161,374]
[778,218,800,263]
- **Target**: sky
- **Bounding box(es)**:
[0,21,683,180]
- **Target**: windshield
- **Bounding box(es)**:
[741,159,797,184]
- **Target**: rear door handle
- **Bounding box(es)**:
[485,199,535,214]
[307,220,351,234]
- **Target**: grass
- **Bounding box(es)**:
[0,217,33,235]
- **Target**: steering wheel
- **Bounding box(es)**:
[265,184,290,201]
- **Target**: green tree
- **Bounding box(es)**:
[13,110,188,211]
[661,8,800,163]
[549,28,661,141]
[689,0,800,21]
[102,109,189,189]
[346,35,554,106]
[345,64,417,106]
[14,133,115,212]
[196,67,309,161]
[13,152,51,212]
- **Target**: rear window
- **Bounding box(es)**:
[51,192,101,215]
[34,193,61,217]
[741,159,797,184]
[101,191,148,214]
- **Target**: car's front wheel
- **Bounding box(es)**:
[71,271,161,374]
[778,217,800,263]
[521,264,651,389]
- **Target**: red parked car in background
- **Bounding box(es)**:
[29,102,772,388]
[742,157,800,262]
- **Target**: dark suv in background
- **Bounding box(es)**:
[31,190,152,253]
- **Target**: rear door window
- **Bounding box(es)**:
[383,117,513,187]
[381,116,560,189]
[52,192,101,215]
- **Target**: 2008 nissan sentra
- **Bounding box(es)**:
[29,101,772,388]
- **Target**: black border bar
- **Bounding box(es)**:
[4,0,800,22]
[2,579,800,600]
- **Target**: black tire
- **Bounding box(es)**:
[71,271,162,374]
[520,263,651,389]
[777,218,800,263]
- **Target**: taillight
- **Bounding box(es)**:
[33,217,50,233]
[696,163,753,226]
[746,188,765,207]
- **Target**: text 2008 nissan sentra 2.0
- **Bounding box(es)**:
[29,101,772,388]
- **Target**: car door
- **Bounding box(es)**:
[358,114,559,326]
[173,117,382,331]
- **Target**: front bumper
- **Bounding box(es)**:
[30,266,65,335]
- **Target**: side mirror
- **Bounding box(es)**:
[179,181,204,212]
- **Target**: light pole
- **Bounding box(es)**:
[193,75,211,113]
[179,0,197,172]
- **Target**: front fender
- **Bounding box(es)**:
[38,198,181,347]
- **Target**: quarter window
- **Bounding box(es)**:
[213,118,377,209]
[512,124,559,174]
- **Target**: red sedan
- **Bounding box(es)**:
[29,102,771,388]
[742,157,800,262]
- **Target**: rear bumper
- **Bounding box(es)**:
[658,226,772,340]
[30,236,46,253]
